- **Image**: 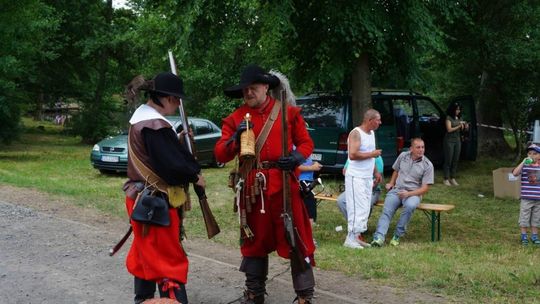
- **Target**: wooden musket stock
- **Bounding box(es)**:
[168,51,220,239]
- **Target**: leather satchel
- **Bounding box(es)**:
[131,188,170,226]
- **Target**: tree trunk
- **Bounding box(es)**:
[351,53,371,127]
[93,0,113,108]
[34,92,44,121]
[477,70,511,156]
[82,0,113,143]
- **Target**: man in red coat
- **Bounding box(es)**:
[215,65,316,304]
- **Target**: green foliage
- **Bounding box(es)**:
[6,0,142,143]
[425,0,540,155]
[4,0,540,156]
[0,1,57,143]
[289,0,459,91]
[0,94,22,144]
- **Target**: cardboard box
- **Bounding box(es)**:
[492,167,520,199]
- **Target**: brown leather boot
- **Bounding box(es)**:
[240,290,264,304]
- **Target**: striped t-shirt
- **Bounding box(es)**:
[520,165,540,200]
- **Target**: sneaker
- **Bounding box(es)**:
[450,178,459,186]
[521,238,529,246]
[531,238,540,246]
[371,237,384,247]
[390,235,400,246]
[356,234,371,248]
[443,179,452,186]
[343,233,363,249]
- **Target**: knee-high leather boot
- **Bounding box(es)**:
[158,279,188,304]
[291,264,315,304]
[239,256,268,304]
[134,277,156,304]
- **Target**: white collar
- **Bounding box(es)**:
[129,104,173,127]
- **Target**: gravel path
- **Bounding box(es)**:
[0,185,448,304]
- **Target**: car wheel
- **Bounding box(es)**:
[211,158,225,168]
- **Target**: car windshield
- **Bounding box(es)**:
[296,97,345,128]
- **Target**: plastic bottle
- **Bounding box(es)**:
[524,157,534,165]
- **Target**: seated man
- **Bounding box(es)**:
[371,138,434,247]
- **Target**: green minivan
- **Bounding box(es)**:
[296,90,477,174]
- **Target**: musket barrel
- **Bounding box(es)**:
[168,51,177,75]
[280,90,307,271]
[168,51,220,239]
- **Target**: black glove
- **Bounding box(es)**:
[226,120,254,146]
[277,150,305,171]
[234,120,254,142]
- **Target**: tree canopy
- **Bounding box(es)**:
[0,1,57,143]
[1,0,539,156]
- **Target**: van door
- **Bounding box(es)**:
[296,96,349,173]
[451,96,477,161]
[414,96,446,165]
[372,96,403,169]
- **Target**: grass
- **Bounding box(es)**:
[1,118,540,303]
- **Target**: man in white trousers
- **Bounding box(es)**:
[344,109,382,249]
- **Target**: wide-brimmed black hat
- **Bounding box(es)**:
[224,64,280,98]
[149,72,188,99]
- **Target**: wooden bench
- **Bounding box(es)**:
[314,194,455,242]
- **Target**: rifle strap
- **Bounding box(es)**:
[255,100,281,166]
[128,134,186,208]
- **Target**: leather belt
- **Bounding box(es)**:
[260,161,279,169]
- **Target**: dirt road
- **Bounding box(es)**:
[0,185,447,303]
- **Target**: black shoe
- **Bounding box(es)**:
[293,296,314,304]
[240,290,265,304]
[134,294,154,304]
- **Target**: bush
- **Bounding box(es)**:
[0,94,22,145]
[67,96,125,144]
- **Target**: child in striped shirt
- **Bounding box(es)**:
[512,144,540,246]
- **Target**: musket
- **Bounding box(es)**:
[168,52,192,154]
[168,51,220,239]
[280,91,307,272]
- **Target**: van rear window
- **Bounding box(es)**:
[296,97,345,128]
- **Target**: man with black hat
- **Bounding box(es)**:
[215,65,316,303]
[123,72,205,304]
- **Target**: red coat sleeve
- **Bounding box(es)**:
[214,114,240,163]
